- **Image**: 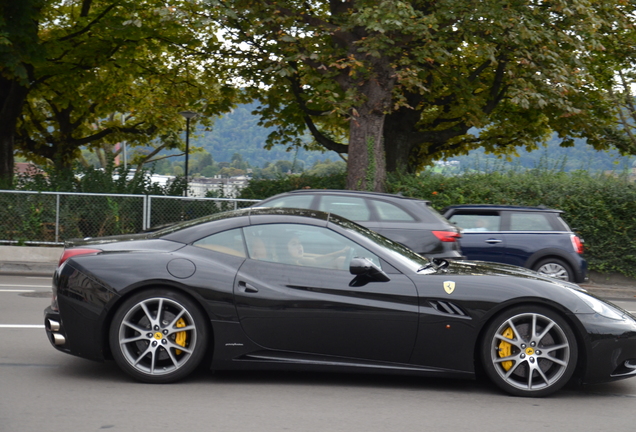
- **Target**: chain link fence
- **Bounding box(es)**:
[0,190,259,245]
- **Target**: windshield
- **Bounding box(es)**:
[328,213,430,272]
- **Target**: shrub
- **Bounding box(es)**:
[388,170,636,278]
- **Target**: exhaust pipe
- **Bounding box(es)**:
[46,319,60,332]
[52,333,66,346]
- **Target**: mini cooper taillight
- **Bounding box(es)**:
[570,235,584,254]
[432,230,461,242]
[58,248,102,267]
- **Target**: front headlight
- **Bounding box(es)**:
[569,288,626,321]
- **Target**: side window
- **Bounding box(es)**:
[260,195,313,209]
[318,196,371,221]
[193,228,246,257]
[449,214,501,232]
[373,200,415,221]
[510,213,553,231]
[244,223,380,270]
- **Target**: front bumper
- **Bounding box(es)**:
[576,312,636,384]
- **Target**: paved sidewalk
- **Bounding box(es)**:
[0,246,634,300]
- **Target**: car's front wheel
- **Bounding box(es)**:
[109,289,208,383]
[481,306,578,397]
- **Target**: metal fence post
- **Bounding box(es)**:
[55,194,60,243]
[147,196,152,230]
[142,195,148,231]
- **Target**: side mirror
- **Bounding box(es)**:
[349,257,390,286]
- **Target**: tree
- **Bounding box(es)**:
[1,0,236,184]
[0,0,44,186]
[597,17,636,154]
[208,0,635,189]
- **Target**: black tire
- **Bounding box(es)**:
[481,305,578,397]
[533,257,573,282]
[109,289,209,383]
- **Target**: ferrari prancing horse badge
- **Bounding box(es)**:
[443,281,456,294]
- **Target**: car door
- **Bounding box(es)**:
[447,212,506,262]
[234,223,419,363]
[500,211,561,267]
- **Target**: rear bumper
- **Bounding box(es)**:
[44,307,71,354]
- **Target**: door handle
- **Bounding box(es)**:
[485,239,503,244]
[239,281,259,293]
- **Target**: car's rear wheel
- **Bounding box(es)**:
[481,306,577,397]
[534,258,573,282]
[109,289,208,383]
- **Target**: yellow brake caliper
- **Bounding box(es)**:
[175,318,187,355]
[498,327,514,371]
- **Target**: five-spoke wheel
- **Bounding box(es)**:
[109,289,208,383]
[482,306,577,397]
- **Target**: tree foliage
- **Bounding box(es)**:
[207,0,636,188]
[1,0,237,183]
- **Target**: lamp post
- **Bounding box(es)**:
[179,111,198,197]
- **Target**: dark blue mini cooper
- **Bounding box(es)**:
[443,205,586,283]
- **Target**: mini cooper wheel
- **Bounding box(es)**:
[109,289,208,383]
[534,258,573,282]
[482,306,578,397]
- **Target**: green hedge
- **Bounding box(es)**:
[240,170,636,278]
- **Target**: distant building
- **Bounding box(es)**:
[189,175,250,198]
[434,160,460,167]
[14,163,45,176]
[603,165,636,182]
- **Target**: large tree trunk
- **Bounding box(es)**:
[346,108,387,191]
[343,62,394,192]
[0,77,29,187]
[384,104,424,174]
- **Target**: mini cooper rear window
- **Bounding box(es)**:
[509,213,553,231]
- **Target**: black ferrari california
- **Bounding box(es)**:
[44,207,636,397]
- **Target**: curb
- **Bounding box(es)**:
[0,262,57,277]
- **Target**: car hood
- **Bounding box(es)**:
[439,259,582,290]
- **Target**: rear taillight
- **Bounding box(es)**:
[58,248,102,267]
[570,235,584,254]
[432,230,461,242]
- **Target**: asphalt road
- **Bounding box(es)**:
[2,274,636,432]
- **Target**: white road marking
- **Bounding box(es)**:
[0,290,37,293]
[0,284,51,289]
[0,324,45,329]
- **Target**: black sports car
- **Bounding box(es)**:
[44,208,636,397]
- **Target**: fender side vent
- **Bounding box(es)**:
[428,300,467,316]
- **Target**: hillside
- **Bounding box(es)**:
[157,103,635,174]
